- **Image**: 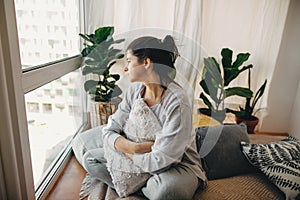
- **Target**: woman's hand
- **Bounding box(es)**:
[114,136,154,154]
[135,140,154,154]
[124,141,154,160]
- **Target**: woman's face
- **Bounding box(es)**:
[124,50,147,82]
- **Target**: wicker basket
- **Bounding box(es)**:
[89,97,121,127]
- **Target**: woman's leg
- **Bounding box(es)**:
[72,125,113,188]
[142,165,201,200]
[82,148,114,188]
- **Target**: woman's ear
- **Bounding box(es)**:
[144,58,152,69]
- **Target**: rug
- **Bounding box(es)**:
[79,174,147,200]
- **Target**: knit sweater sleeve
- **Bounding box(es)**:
[102,83,140,149]
[132,99,193,173]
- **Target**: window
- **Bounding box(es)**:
[42,103,52,113]
[56,89,63,96]
[55,103,65,112]
[27,102,39,113]
[13,0,84,193]
[14,0,80,68]
[67,88,78,97]
[0,0,85,199]
[25,70,82,187]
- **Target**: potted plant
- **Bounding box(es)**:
[199,48,253,123]
[80,26,125,127]
[228,68,267,133]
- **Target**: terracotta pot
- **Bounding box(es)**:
[198,108,226,124]
[235,116,259,134]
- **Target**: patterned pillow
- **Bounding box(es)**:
[104,99,159,197]
[241,136,300,200]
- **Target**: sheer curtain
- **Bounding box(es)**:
[200,0,290,110]
[84,0,202,105]
[84,0,291,129]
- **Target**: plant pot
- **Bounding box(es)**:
[235,116,259,134]
[197,108,226,124]
[89,97,122,127]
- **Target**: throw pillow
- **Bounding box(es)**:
[241,136,300,200]
[104,99,159,197]
[195,123,256,180]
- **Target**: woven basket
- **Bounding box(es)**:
[89,97,121,127]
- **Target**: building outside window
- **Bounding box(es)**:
[15,0,80,68]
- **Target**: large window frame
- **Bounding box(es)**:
[0,1,86,199]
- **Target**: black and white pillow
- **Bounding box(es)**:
[241,136,300,200]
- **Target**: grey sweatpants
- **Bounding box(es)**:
[72,125,200,200]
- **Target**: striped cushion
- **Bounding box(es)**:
[241,136,300,200]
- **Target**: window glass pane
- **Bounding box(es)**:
[14,0,80,69]
[25,70,82,189]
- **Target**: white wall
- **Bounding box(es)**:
[260,0,300,135]
[290,81,300,138]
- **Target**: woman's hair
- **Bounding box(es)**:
[126,35,179,85]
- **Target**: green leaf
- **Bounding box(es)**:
[200,74,219,103]
[232,53,250,69]
[252,79,267,109]
[84,59,99,66]
[107,61,116,70]
[238,64,253,74]
[84,80,98,92]
[109,74,120,81]
[92,68,106,75]
[110,85,122,98]
[204,57,222,85]
[224,64,253,86]
[199,79,209,95]
[113,38,126,44]
[79,33,96,44]
[221,48,233,69]
[107,49,122,57]
[225,87,253,98]
[82,66,93,75]
[116,53,124,59]
[102,67,110,76]
[200,92,213,110]
[95,26,114,44]
[81,47,94,57]
[88,87,97,96]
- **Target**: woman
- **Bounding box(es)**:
[72,35,207,200]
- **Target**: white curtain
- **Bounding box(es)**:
[200,0,290,109]
[84,0,290,120]
[84,0,202,106]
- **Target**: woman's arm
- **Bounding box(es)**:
[132,103,193,173]
[102,84,136,148]
[115,136,154,154]
[103,83,153,153]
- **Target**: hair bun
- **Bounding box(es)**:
[162,35,174,50]
[162,35,179,63]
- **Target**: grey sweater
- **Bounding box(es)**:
[103,82,207,182]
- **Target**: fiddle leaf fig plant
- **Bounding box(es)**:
[80,26,125,102]
[228,68,267,120]
[199,48,253,122]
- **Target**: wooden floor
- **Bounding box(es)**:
[46,155,86,200]
[46,132,289,199]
